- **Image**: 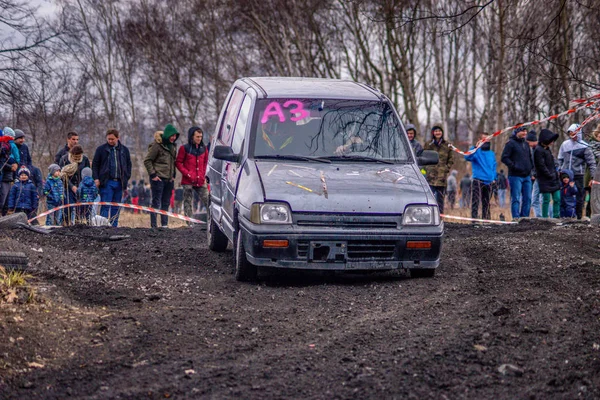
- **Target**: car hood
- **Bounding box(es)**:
[254,160,429,213]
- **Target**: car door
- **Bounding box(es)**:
[222,95,253,229]
[207,87,244,222]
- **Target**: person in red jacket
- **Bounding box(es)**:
[175,126,209,221]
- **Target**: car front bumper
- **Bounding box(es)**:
[239,217,443,271]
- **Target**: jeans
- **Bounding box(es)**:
[541,190,560,218]
[46,203,63,226]
[183,184,209,220]
[150,178,174,227]
[471,179,492,220]
[574,175,584,219]
[429,185,446,214]
[498,188,507,208]
[99,180,123,227]
[508,176,532,219]
[531,180,542,217]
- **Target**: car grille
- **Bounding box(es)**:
[296,220,397,229]
[293,213,400,230]
[296,240,397,261]
[347,241,396,260]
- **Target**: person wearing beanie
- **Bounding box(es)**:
[557,123,597,219]
[7,166,38,220]
[533,129,561,218]
[59,144,91,224]
[404,123,424,157]
[176,126,209,224]
[43,164,64,225]
[2,127,21,166]
[423,125,454,214]
[464,133,497,220]
[144,124,180,228]
[13,129,32,168]
[501,125,534,220]
[92,129,132,227]
[77,167,99,223]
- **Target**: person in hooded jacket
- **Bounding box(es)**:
[501,126,534,220]
[7,166,38,220]
[77,167,99,223]
[465,133,497,220]
[559,169,578,218]
[405,123,424,157]
[423,125,454,213]
[144,124,179,228]
[446,170,458,210]
[175,126,209,222]
[558,123,597,219]
[533,129,561,218]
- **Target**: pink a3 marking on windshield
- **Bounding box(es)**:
[261,100,310,124]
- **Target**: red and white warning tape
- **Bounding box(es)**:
[28,202,206,225]
[441,214,516,225]
[449,93,600,156]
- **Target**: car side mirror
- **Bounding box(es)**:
[417,150,439,166]
[213,145,239,163]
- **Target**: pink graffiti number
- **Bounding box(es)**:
[261,102,286,124]
[284,100,309,122]
[261,100,309,124]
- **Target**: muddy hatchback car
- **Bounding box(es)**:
[206,77,442,281]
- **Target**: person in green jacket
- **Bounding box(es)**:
[144,124,179,228]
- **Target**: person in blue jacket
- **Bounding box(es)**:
[560,169,578,218]
[2,127,21,165]
[7,166,39,220]
[43,164,65,225]
[465,132,497,220]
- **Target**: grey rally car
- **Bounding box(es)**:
[206,77,442,281]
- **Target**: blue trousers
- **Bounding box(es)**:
[508,176,532,219]
[99,180,123,227]
[531,180,542,217]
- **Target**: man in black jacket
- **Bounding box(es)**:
[501,126,534,220]
[55,131,79,164]
[92,129,132,226]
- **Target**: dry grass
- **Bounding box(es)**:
[112,211,189,228]
[0,266,35,304]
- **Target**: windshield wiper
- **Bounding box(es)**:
[255,154,331,163]
[318,155,394,164]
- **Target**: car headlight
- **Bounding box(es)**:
[402,205,440,226]
[250,203,292,224]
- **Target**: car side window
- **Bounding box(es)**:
[218,88,244,145]
[231,96,252,154]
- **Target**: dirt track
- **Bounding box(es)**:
[1,221,600,399]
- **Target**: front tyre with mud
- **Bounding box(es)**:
[207,207,228,252]
[411,269,435,278]
[235,231,257,282]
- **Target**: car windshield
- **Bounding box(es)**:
[250,99,411,163]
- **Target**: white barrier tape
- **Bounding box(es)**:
[28,202,207,225]
[441,214,517,225]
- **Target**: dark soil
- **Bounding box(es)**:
[1,221,600,399]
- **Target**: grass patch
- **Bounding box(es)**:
[0,265,36,304]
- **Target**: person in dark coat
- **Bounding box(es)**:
[92,129,132,226]
[405,123,424,157]
[560,169,578,218]
[59,145,91,224]
[7,166,39,220]
[77,167,99,223]
[55,131,79,165]
[501,126,534,220]
[175,126,209,221]
[533,129,561,218]
[13,129,32,167]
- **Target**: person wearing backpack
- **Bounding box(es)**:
[176,126,209,224]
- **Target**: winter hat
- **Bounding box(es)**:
[48,164,61,175]
[81,167,92,179]
[3,127,15,138]
[431,125,443,134]
[17,166,30,178]
[163,124,179,142]
[513,126,527,135]
[526,130,537,142]
[14,129,25,139]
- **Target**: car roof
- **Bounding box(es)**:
[241,77,383,101]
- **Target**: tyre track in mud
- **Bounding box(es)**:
[1,222,600,399]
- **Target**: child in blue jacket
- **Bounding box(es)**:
[8,167,39,220]
[77,167,99,223]
[560,169,578,218]
[464,133,497,220]
[43,164,64,225]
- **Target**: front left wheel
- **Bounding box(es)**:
[235,231,257,282]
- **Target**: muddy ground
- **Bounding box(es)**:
[0,220,599,399]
